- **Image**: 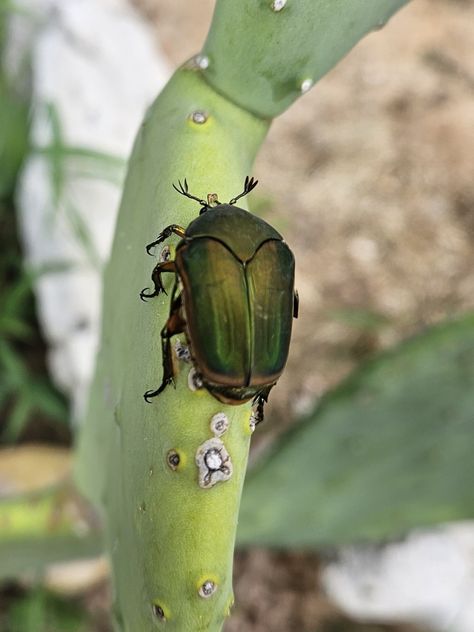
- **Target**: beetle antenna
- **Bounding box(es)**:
[228,176,258,205]
[172,179,208,207]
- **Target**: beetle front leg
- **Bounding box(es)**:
[144,295,185,402]
[145,224,186,255]
[140,260,176,302]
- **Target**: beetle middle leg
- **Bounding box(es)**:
[140,260,176,302]
[145,224,186,255]
[144,292,185,402]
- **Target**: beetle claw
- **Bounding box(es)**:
[140,288,158,302]
[143,390,155,403]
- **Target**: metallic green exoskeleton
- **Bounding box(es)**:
[140,177,298,422]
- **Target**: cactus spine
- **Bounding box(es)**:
[75,1,408,630]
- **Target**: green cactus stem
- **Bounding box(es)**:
[75,2,409,630]
[202,0,408,118]
[76,71,268,631]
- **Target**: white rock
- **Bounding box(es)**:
[9,0,170,420]
[322,522,474,632]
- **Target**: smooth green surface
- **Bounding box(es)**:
[238,314,474,547]
[76,70,268,631]
[202,0,409,118]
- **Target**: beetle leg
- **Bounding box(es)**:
[293,289,299,319]
[252,384,274,425]
[145,225,186,255]
[140,260,176,302]
[144,293,185,402]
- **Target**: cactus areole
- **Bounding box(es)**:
[140,177,299,422]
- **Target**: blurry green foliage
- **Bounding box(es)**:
[0,79,29,198]
[239,314,474,547]
[0,206,69,442]
[35,103,126,269]
[0,0,29,199]
[0,4,68,442]
[1,588,89,632]
[0,4,125,441]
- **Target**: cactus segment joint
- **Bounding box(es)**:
[300,78,314,94]
[195,53,210,69]
[196,438,233,488]
[183,53,210,72]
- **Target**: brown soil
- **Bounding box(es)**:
[129,0,474,630]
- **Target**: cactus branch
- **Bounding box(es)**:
[202,0,409,118]
[75,2,409,630]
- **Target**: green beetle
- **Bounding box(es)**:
[140,177,298,422]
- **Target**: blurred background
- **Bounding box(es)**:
[1,0,473,630]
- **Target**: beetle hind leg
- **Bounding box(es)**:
[140,260,176,302]
[252,384,275,425]
[144,293,185,402]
